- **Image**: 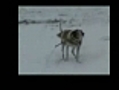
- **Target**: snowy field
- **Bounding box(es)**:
[18,6,110,74]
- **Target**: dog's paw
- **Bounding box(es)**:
[64,58,69,61]
[76,60,82,63]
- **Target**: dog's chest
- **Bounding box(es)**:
[62,37,80,46]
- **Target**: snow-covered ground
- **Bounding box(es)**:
[18,6,110,74]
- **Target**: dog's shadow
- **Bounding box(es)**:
[55,54,83,65]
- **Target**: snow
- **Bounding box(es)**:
[18,6,110,74]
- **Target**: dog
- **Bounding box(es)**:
[56,20,85,62]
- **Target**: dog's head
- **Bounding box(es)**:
[72,29,85,39]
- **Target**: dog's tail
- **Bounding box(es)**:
[59,19,63,32]
[57,19,63,38]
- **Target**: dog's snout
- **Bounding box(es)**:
[82,32,85,36]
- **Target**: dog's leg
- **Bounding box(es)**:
[71,47,76,58]
[76,45,80,62]
[61,44,65,60]
[66,45,69,60]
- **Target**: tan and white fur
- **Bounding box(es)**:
[56,20,85,62]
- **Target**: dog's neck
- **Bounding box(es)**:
[67,30,73,40]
